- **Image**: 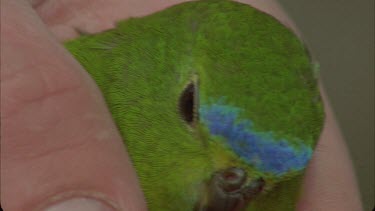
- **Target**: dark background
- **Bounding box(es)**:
[279,0,374,210]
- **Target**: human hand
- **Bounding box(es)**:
[1,0,362,210]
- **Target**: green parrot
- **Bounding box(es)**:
[65,0,324,210]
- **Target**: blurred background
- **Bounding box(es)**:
[278,0,374,210]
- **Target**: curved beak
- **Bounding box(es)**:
[196,167,265,211]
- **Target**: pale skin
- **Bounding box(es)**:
[1,0,363,210]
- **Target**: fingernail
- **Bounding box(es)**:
[44,197,116,211]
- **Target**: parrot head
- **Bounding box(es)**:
[175,46,321,210]
[162,2,324,207]
[65,1,324,210]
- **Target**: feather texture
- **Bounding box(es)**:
[65,1,324,210]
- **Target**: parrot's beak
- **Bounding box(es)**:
[196,167,265,211]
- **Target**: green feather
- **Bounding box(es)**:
[65,1,324,210]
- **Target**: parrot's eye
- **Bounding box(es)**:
[179,82,198,126]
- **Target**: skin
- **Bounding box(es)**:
[1,0,363,211]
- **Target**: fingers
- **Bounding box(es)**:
[1,1,146,210]
[30,0,193,41]
[297,84,363,211]
[30,0,298,41]
[1,1,363,211]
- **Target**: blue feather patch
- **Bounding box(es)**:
[200,101,312,176]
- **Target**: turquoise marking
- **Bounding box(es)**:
[200,101,312,175]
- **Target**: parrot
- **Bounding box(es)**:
[65,0,324,210]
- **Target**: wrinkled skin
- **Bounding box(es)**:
[1,1,362,211]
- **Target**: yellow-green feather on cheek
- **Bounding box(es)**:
[64,0,324,211]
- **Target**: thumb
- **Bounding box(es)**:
[1,1,146,210]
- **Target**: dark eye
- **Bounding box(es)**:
[179,82,198,125]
